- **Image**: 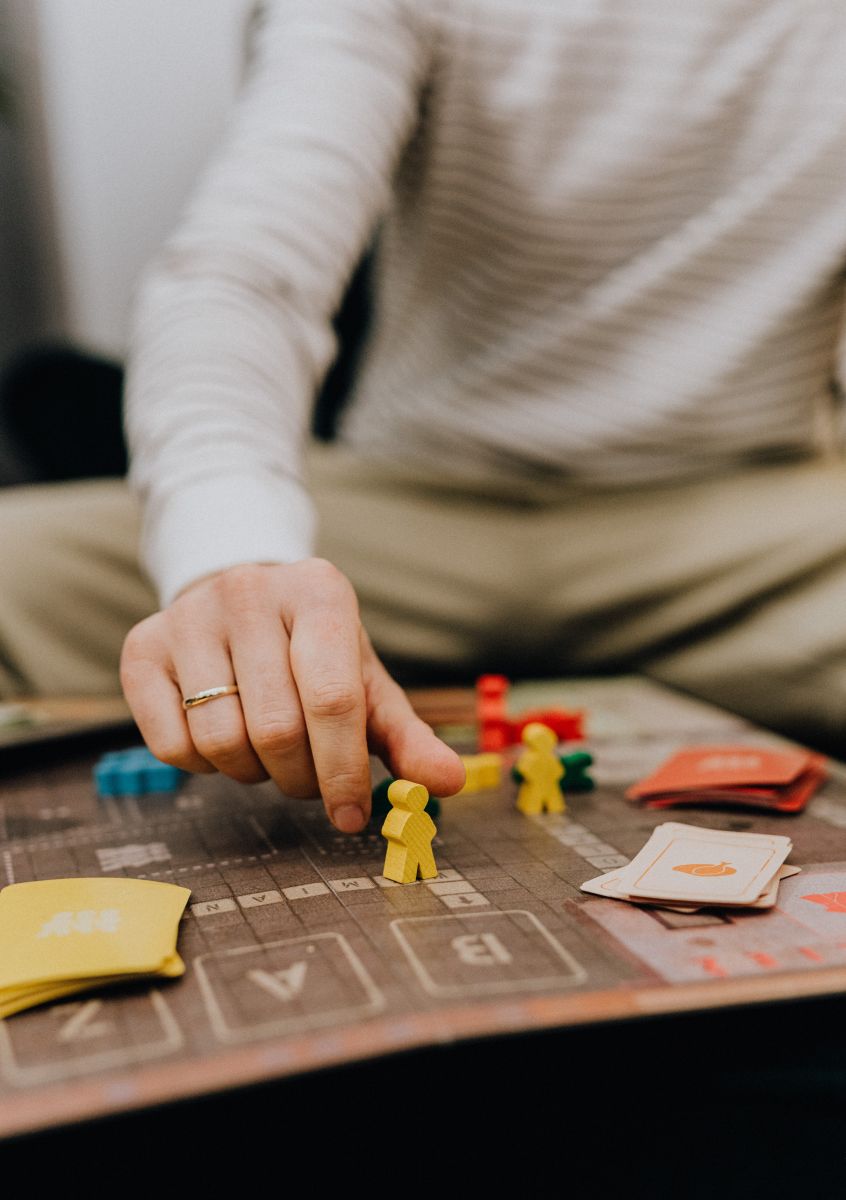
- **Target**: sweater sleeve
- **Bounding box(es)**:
[125,0,428,605]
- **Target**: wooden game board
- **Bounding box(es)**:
[1,676,846,1139]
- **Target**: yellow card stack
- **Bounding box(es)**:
[0,877,191,1018]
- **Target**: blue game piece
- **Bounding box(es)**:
[94,747,183,797]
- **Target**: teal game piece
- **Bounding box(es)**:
[94,747,184,797]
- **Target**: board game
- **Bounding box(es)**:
[2,675,846,1139]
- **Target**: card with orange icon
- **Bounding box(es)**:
[613,823,793,906]
[581,862,800,912]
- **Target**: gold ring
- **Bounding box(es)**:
[182,685,240,710]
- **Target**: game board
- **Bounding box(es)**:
[2,676,846,1139]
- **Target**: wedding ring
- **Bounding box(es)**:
[182,685,240,710]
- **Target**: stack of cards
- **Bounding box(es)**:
[581,822,799,912]
[0,877,191,1018]
[625,745,827,813]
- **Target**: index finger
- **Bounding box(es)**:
[287,568,371,833]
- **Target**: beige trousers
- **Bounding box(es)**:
[1,445,844,753]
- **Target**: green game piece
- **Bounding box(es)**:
[370,778,393,821]
[561,750,595,792]
[370,777,441,823]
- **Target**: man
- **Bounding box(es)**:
[3,1,846,831]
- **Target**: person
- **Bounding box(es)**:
[2,0,846,835]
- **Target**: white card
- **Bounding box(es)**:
[579,869,701,913]
[617,824,791,904]
[581,860,800,911]
[746,863,801,910]
[659,822,792,852]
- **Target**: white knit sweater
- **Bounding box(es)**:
[127,0,846,604]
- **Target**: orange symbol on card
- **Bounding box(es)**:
[673,861,737,877]
[801,892,846,913]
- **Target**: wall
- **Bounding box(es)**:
[0,2,45,366]
[0,0,252,363]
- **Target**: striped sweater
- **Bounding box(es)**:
[127,0,846,604]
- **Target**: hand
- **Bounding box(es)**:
[120,560,466,832]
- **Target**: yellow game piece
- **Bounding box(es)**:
[0,877,190,992]
[457,752,503,794]
[381,779,438,884]
[515,723,565,815]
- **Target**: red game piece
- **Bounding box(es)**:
[476,674,510,751]
[510,708,585,743]
[476,675,585,750]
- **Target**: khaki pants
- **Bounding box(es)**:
[1,446,844,753]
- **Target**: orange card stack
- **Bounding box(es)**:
[626,745,827,814]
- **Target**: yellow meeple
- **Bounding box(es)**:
[515,723,565,815]
[381,780,438,884]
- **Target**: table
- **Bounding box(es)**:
[2,676,846,1187]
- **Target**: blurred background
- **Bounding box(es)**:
[0,0,254,485]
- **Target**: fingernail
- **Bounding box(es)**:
[333,804,366,834]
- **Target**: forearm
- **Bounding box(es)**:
[126,0,429,603]
[129,270,322,604]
